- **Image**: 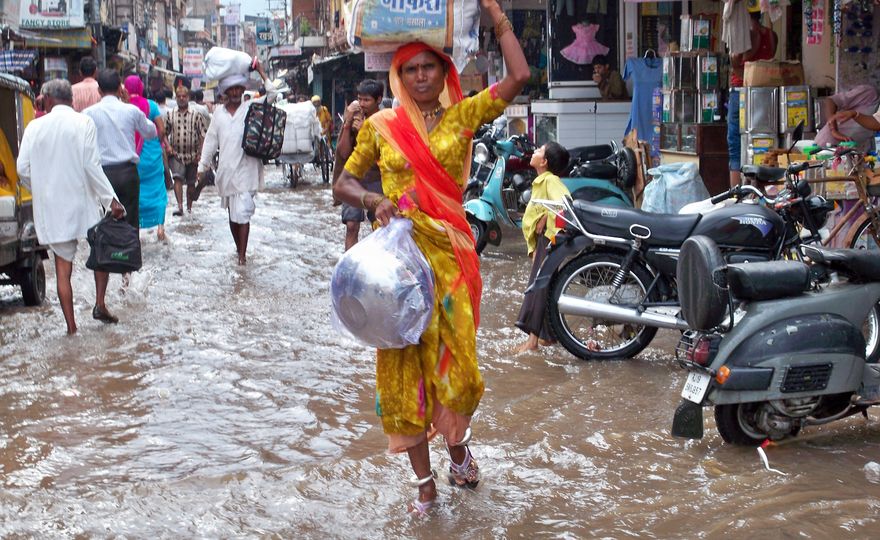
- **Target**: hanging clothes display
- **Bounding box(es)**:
[624,56,663,140]
[561,23,610,65]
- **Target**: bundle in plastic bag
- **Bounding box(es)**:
[345,0,480,68]
[642,162,711,214]
[330,218,435,349]
[280,101,321,155]
[204,47,253,81]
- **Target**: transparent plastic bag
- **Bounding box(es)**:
[330,218,435,349]
[642,162,710,214]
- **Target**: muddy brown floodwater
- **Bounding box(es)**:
[1,168,879,538]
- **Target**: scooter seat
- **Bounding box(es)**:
[571,199,701,247]
[574,162,617,179]
[726,261,811,301]
[741,164,786,184]
[801,244,880,282]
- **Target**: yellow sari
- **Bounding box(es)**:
[344,85,508,451]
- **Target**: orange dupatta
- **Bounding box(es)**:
[369,42,481,326]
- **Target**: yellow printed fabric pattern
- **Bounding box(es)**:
[344,86,508,438]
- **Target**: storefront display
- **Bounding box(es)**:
[548,0,619,88]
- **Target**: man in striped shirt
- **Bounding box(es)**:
[166,86,208,215]
[71,57,101,112]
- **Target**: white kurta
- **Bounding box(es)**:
[16,105,117,244]
[197,82,277,201]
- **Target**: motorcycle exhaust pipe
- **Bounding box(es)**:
[557,295,690,330]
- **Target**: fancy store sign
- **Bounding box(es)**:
[20,0,86,29]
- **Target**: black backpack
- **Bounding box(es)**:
[86,215,142,274]
[241,100,287,160]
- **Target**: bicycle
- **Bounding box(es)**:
[312,135,333,185]
[816,150,880,251]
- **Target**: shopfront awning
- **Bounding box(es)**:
[0,50,38,73]
[24,28,93,49]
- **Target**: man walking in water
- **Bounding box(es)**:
[197,58,275,265]
[332,79,385,251]
[166,86,208,216]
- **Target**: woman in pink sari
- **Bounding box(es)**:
[124,75,169,241]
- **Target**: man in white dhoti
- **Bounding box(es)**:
[16,80,126,335]
[197,58,276,265]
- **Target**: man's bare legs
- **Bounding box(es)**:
[229,221,250,265]
[344,221,360,251]
[173,179,185,215]
[54,255,76,335]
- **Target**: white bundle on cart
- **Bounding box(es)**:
[345,0,480,69]
[280,101,322,156]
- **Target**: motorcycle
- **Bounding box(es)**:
[464,132,636,254]
[671,235,880,446]
[529,158,835,361]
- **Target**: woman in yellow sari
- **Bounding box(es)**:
[333,0,529,513]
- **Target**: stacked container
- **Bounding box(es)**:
[739,87,779,166]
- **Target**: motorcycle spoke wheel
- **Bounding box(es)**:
[864,304,880,363]
[548,252,658,361]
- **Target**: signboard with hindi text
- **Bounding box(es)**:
[183,47,204,76]
[20,0,85,29]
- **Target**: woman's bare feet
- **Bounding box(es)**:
[157,226,167,242]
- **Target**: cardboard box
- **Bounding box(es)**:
[744,60,805,87]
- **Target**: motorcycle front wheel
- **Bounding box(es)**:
[548,252,659,360]
[467,215,488,255]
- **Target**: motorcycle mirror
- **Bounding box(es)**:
[788,121,805,153]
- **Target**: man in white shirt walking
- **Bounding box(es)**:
[83,69,158,231]
[197,58,275,265]
[17,80,126,335]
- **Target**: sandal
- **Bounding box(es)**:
[448,445,479,489]
[409,470,437,515]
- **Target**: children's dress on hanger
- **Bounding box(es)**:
[560,23,610,66]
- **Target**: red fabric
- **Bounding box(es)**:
[385,42,481,325]
[730,26,776,87]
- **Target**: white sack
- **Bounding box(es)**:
[642,162,711,214]
[281,101,321,156]
[204,47,253,81]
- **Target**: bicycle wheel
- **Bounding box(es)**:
[846,213,880,251]
[319,140,331,184]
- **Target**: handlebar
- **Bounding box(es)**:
[709,184,780,205]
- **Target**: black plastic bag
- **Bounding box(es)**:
[86,215,142,274]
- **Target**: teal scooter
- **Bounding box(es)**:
[464,132,635,254]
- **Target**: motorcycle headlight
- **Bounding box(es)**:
[474,143,490,165]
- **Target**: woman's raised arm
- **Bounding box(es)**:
[482,0,530,102]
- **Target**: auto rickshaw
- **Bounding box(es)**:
[0,73,47,305]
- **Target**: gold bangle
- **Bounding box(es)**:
[360,191,370,209]
[369,195,387,211]
[494,14,513,39]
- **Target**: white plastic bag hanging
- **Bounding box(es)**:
[330,218,435,349]
[642,162,711,214]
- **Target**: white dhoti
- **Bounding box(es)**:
[222,191,256,224]
[49,239,79,262]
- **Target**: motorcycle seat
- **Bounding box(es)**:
[571,199,701,247]
[741,164,786,184]
[801,244,880,282]
[726,261,811,301]
[569,144,614,163]
[573,162,617,179]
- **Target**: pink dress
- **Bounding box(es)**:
[561,23,610,65]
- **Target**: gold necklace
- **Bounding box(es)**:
[421,104,444,121]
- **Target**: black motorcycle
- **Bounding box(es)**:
[529,159,833,361]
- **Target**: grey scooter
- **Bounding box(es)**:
[670,235,880,446]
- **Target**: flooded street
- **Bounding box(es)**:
[2,167,879,538]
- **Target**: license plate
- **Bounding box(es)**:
[681,371,712,403]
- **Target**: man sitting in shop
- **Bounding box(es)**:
[591,55,627,100]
